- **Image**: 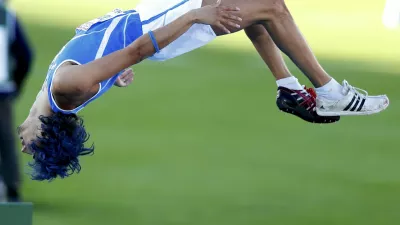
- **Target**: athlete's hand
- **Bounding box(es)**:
[114,68,134,87]
[193,0,242,34]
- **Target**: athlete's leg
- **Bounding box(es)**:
[244,24,339,123]
[244,24,291,81]
[249,0,388,116]
[203,0,389,116]
[203,0,330,87]
[258,1,332,88]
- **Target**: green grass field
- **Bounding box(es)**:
[6,0,400,224]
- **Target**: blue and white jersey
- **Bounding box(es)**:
[46,9,143,114]
[44,0,216,115]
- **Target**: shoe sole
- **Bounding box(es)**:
[317,100,390,116]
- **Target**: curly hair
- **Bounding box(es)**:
[28,112,94,181]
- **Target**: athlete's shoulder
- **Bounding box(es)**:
[76,8,131,33]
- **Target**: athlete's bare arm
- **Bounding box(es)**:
[51,1,242,98]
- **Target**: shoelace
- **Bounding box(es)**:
[304,86,317,99]
[345,82,369,99]
[300,86,317,112]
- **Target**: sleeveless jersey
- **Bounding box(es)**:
[45,9,143,114]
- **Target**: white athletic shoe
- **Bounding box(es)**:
[316,80,390,116]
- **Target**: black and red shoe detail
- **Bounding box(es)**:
[276,86,340,124]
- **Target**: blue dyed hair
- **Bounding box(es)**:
[28,112,94,181]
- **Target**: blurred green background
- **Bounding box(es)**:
[7,0,400,224]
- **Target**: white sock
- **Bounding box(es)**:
[315,78,345,100]
[276,76,303,90]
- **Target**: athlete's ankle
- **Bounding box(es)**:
[315,78,345,100]
[276,76,303,90]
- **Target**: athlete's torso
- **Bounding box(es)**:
[44,9,143,114]
[39,1,217,115]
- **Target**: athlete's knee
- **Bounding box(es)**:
[244,24,267,41]
[261,0,291,21]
